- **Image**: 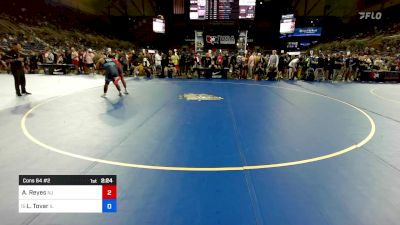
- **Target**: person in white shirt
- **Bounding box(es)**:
[45,48,54,64]
[288,56,300,80]
[83,48,95,74]
[268,50,279,70]
[154,50,162,75]
[374,57,384,70]
[248,52,256,79]
[267,50,279,79]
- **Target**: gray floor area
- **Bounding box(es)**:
[0,74,105,110]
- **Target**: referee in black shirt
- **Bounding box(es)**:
[5,43,31,96]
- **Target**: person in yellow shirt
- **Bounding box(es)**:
[171,49,180,76]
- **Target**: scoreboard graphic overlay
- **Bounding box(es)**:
[19,175,117,213]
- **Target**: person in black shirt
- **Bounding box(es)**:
[205,60,216,79]
[314,54,325,80]
[128,50,138,76]
[64,49,72,65]
[185,51,194,78]
[349,55,360,81]
[179,50,187,77]
[5,43,31,96]
[333,54,343,81]
[222,52,229,69]
[29,51,38,74]
[160,52,168,77]
[325,54,334,80]
[278,53,286,79]
[229,53,237,68]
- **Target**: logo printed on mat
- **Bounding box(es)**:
[179,93,223,101]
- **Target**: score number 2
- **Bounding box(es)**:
[102,185,117,213]
[102,185,117,199]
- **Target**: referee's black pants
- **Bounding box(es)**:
[12,69,26,94]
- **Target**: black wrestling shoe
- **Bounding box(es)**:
[16,92,22,97]
[22,91,32,95]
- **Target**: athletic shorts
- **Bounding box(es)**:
[105,72,118,82]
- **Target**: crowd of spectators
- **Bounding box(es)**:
[2,43,399,83]
[129,48,400,81]
[0,5,398,82]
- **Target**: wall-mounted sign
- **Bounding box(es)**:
[205,35,236,45]
[290,27,322,37]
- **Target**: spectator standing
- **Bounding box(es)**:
[118,51,128,72]
[267,50,279,80]
[217,52,223,68]
[83,48,95,74]
[160,52,168,77]
[56,51,64,64]
[242,52,249,79]
[0,52,8,72]
[278,53,286,79]
[79,50,84,74]
[38,51,44,64]
[65,48,72,65]
[29,51,38,74]
[179,50,187,76]
[43,48,54,74]
[325,54,334,80]
[314,53,325,80]
[192,52,201,78]
[229,52,238,77]
[154,50,162,75]
[142,52,151,78]
[332,54,343,81]
[222,52,229,69]
[129,50,138,76]
[171,50,180,76]
[288,56,300,80]
[254,53,266,80]
[185,50,194,78]
[204,52,212,68]
[45,48,54,64]
[374,57,384,70]
[248,52,255,79]
[71,47,80,74]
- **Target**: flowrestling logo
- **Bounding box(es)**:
[205,35,235,45]
[359,12,382,20]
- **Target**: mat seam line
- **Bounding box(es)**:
[360,146,400,174]
[225,87,264,225]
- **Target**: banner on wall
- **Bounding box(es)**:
[195,30,204,52]
[290,27,322,37]
[204,33,237,48]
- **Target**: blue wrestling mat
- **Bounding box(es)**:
[2,78,400,225]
